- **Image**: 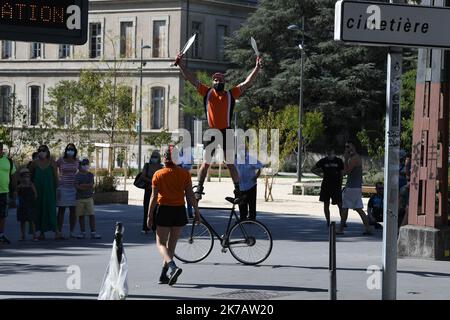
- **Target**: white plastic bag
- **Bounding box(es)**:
[98,238,128,300]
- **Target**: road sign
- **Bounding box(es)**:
[0,0,88,45]
[335,0,450,49]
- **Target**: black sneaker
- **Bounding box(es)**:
[158,274,170,284]
[168,267,182,286]
[0,235,10,244]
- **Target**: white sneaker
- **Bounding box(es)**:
[90,232,101,239]
[76,232,86,239]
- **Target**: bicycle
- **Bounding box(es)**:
[174,196,273,265]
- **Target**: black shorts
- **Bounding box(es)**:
[204,128,231,160]
[319,185,342,205]
[0,193,8,218]
[155,205,188,227]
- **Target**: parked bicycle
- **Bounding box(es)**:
[174,196,273,265]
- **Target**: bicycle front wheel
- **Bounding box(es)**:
[228,220,273,265]
[175,221,214,263]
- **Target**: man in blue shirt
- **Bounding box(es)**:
[235,147,263,221]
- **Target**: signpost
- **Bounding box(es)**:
[0,0,88,44]
[334,0,450,300]
[335,0,450,48]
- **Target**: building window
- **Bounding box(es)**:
[191,21,202,59]
[0,86,11,123]
[118,86,133,117]
[152,20,166,58]
[29,86,40,125]
[59,44,71,59]
[120,21,134,58]
[89,23,102,58]
[2,41,12,59]
[31,43,42,59]
[151,87,165,129]
[216,25,228,61]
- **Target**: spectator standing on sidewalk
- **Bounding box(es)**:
[141,150,163,234]
[311,147,344,227]
[147,149,200,286]
[16,168,38,241]
[178,146,194,219]
[235,145,263,221]
[0,142,16,244]
[74,158,101,239]
[338,141,373,235]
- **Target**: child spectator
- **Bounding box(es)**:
[16,168,38,241]
[74,158,101,239]
[367,181,383,230]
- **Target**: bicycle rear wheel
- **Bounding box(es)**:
[175,221,214,263]
[228,220,273,265]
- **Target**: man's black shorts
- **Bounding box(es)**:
[155,205,188,227]
[319,184,342,205]
[204,128,230,159]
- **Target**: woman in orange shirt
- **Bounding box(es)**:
[147,149,200,286]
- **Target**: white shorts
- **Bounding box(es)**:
[342,188,363,209]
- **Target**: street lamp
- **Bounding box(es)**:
[138,39,151,172]
[288,16,305,183]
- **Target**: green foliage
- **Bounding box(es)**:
[94,174,118,192]
[253,104,323,171]
[181,71,211,119]
[144,129,174,151]
[357,128,384,162]
[302,110,324,151]
[225,0,388,148]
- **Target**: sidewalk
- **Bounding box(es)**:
[121,176,368,222]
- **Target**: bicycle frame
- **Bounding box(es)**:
[189,204,253,248]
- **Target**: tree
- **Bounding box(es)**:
[225,0,388,148]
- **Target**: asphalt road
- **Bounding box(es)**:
[1,204,449,300]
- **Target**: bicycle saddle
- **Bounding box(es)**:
[225,197,240,204]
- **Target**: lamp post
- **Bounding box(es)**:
[138,39,151,172]
[288,17,305,183]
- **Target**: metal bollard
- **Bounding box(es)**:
[115,222,123,264]
[329,222,337,300]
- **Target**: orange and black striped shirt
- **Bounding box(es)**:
[198,83,242,129]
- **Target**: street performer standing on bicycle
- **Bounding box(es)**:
[147,148,200,285]
[176,53,262,201]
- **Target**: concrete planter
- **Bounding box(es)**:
[94,191,129,205]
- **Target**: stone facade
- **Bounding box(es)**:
[0,0,256,165]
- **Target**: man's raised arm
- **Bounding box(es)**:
[238,56,262,94]
[177,54,200,89]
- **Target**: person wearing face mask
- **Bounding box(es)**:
[141,150,163,234]
[30,145,58,240]
[177,53,262,202]
[338,141,374,235]
[16,168,38,241]
[74,158,100,239]
[311,147,345,227]
[56,143,79,239]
